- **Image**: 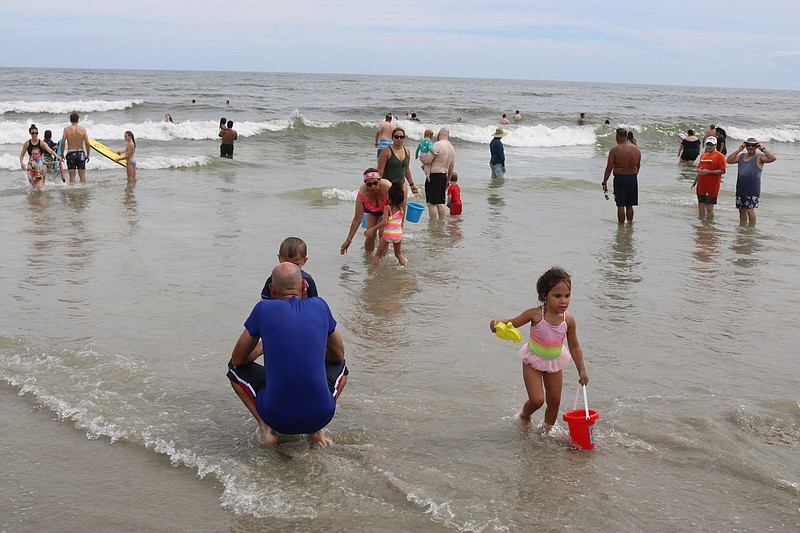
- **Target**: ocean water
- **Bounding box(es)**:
[1,68,799,532]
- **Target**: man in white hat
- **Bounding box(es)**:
[692,136,726,220]
[726,137,777,225]
[490,127,508,179]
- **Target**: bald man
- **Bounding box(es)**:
[426,127,456,221]
[227,262,348,446]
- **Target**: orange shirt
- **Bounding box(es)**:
[696,150,726,198]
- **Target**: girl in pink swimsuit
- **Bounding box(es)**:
[490,267,589,432]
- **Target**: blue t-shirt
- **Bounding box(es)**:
[490,137,505,166]
[244,296,337,434]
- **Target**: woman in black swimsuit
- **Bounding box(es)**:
[19,124,59,170]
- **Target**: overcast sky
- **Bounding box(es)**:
[4,1,799,90]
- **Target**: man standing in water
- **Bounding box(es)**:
[375,114,394,159]
[61,112,91,184]
[425,127,456,221]
[602,128,641,223]
[219,120,238,158]
[227,263,348,446]
[692,137,726,220]
[726,137,776,225]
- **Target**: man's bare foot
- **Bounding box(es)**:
[518,413,533,428]
[256,425,278,446]
[309,429,330,446]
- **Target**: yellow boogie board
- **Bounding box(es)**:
[89,139,127,167]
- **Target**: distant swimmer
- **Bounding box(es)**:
[375,114,394,159]
[578,113,586,125]
[602,128,641,223]
[627,131,637,146]
[219,120,238,158]
[164,114,174,123]
[62,112,91,184]
[226,100,230,106]
[514,110,522,123]
[500,114,511,125]
[410,112,420,121]
[404,109,412,120]
[678,129,701,165]
[227,262,348,446]
[727,137,776,226]
[115,131,137,180]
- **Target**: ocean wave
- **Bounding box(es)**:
[725,125,800,143]
[0,152,210,171]
[0,99,143,115]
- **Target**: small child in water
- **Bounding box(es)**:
[260,237,318,299]
[490,267,588,432]
[27,147,47,190]
[447,172,462,215]
[367,181,408,267]
[415,129,435,180]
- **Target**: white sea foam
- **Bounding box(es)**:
[322,187,357,201]
[0,152,210,171]
[0,99,143,114]
[391,121,598,148]
[725,125,800,143]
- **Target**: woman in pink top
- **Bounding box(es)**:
[490,267,589,433]
[340,168,393,255]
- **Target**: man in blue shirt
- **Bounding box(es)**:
[227,262,348,446]
[490,127,507,178]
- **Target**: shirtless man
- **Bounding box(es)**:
[61,112,91,184]
[374,114,394,159]
[425,127,456,221]
[500,114,511,125]
[702,124,716,144]
[219,120,238,158]
[602,128,642,223]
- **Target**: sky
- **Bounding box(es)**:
[3,1,800,90]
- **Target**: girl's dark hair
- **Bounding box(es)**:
[125,131,136,147]
[536,267,572,302]
[29,124,37,133]
[387,181,405,207]
[363,167,379,176]
[44,130,52,139]
[279,237,307,259]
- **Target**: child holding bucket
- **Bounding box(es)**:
[366,181,408,267]
[490,267,588,432]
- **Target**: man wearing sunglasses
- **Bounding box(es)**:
[726,137,776,226]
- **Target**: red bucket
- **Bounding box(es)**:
[562,409,600,449]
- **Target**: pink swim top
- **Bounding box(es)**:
[358,190,389,215]
[527,306,567,359]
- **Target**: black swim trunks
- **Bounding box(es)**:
[220,144,234,158]
[226,359,349,401]
[425,172,448,205]
[66,150,86,170]
[613,174,638,207]
[680,149,700,162]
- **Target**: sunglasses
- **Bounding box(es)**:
[365,180,380,187]
[745,143,758,147]
[30,131,39,135]
[393,135,405,139]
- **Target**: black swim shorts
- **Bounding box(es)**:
[220,144,234,158]
[226,359,349,401]
[66,150,86,170]
[613,174,638,207]
[425,172,448,205]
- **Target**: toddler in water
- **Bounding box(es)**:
[27,147,47,190]
[260,237,318,299]
[367,181,408,267]
[415,129,435,179]
[490,267,588,432]
[447,172,462,215]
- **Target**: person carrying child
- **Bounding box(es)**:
[415,129,435,180]
[366,181,408,267]
[446,171,462,215]
[490,267,588,432]
[27,147,47,190]
[261,237,318,299]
